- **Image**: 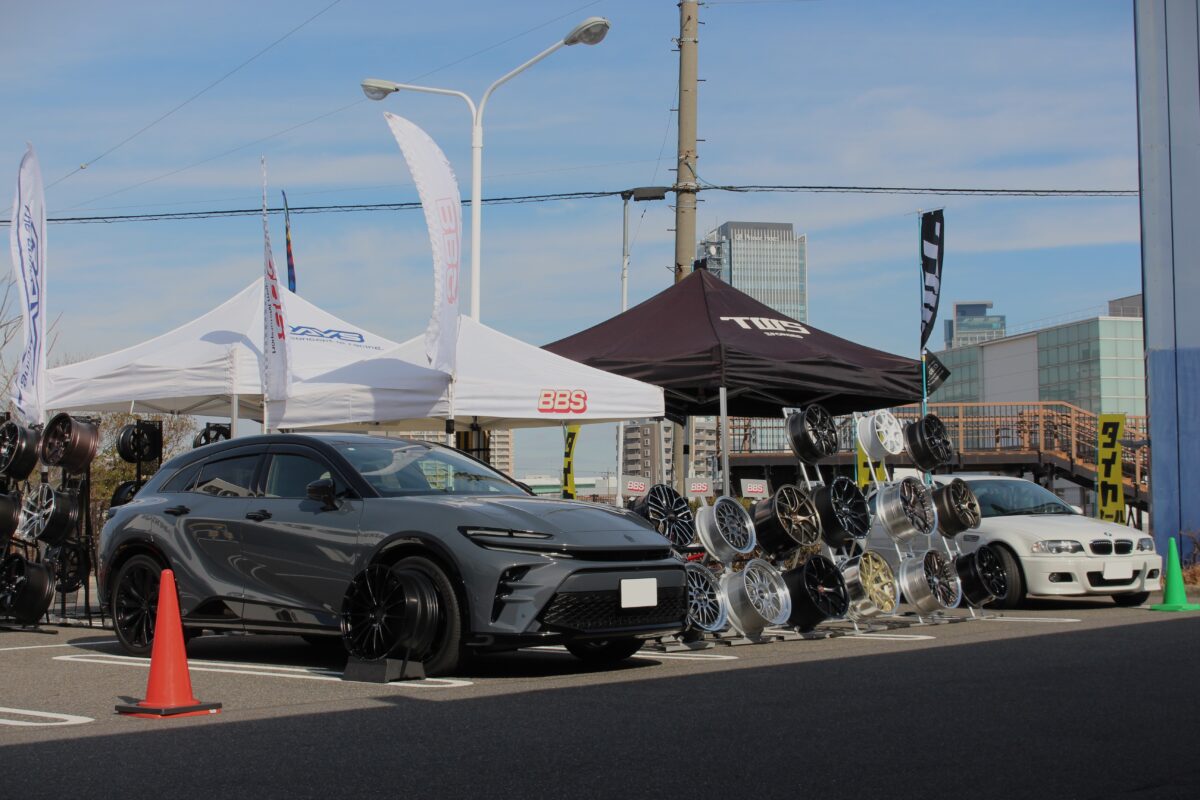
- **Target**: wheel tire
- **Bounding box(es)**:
[1112,591,1150,607]
[564,638,644,665]
[987,546,1026,610]
[111,554,167,657]
[389,556,466,677]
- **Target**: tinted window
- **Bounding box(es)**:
[966,479,1075,517]
[192,455,259,497]
[161,461,202,493]
[264,454,335,499]
[334,440,526,497]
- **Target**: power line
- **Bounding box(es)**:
[707,184,1138,197]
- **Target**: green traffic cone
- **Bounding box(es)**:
[1149,538,1200,612]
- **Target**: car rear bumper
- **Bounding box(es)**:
[1022,553,1162,596]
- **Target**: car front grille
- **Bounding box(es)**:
[1090,540,1113,555]
[1114,539,1133,555]
[539,587,687,632]
[1087,569,1141,588]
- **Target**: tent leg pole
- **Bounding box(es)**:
[230,393,239,439]
[615,421,624,507]
[720,387,730,498]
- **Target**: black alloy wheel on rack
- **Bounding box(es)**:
[752,484,822,557]
[629,484,696,549]
[110,480,144,508]
[193,424,232,449]
[341,563,442,663]
[44,540,90,595]
[934,478,983,537]
[787,404,839,463]
[903,413,954,471]
[0,420,41,480]
[116,424,163,464]
[0,491,21,549]
[39,413,101,473]
[17,483,80,547]
[954,544,1009,606]
[0,554,55,625]
[813,477,871,548]
[783,554,850,632]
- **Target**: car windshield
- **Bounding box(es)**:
[965,479,1076,518]
[334,440,528,497]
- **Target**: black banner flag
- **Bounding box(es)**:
[919,210,945,349]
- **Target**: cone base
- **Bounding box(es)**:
[1148,602,1200,612]
[116,701,222,718]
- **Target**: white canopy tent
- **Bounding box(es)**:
[270,315,665,430]
[46,280,451,422]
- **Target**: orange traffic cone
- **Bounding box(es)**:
[116,569,221,718]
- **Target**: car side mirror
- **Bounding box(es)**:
[1070,504,1083,515]
[306,478,338,509]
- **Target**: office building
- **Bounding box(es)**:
[943,301,1007,350]
[697,221,808,322]
[621,418,719,484]
[390,428,514,474]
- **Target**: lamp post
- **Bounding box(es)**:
[615,185,670,507]
[361,16,610,321]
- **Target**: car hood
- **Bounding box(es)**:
[979,513,1133,542]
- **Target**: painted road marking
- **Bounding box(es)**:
[53,654,472,688]
[0,640,117,653]
[526,645,738,662]
[0,707,94,727]
[843,633,937,641]
[982,616,1081,623]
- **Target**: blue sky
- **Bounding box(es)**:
[1,0,1143,477]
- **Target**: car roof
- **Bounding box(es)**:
[931,474,1032,484]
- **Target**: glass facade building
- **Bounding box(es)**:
[944,301,1007,349]
[697,222,808,322]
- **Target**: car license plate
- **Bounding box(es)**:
[1103,561,1134,581]
[620,578,657,608]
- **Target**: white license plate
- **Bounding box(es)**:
[1103,561,1134,581]
[620,578,657,608]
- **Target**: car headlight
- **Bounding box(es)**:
[1030,539,1084,554]
[1137,537,1155,552]
[459,527,568,557]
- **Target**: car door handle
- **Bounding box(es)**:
[245,509,272,522]
[164,505,190,517]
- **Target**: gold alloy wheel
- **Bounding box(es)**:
[858,551,898,614]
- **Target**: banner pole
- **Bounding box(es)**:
[918,210,931,485]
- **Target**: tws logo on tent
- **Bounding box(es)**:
[537,389,588,414]
[289,326,366,343]
[719,316,809,339]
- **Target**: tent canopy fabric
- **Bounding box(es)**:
[47,280,451,420]
[270,315,666,431]
[544,269,932,421]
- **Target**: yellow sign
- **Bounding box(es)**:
[855,440,887,490]
[561,424,580,499]
[1096,413,1126,523]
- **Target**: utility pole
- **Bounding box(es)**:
[672,0,700,492]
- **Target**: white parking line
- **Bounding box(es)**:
[843,633,937,641]
[0,640,118,653]
[0,707,94,727]
[982,616,1082,623]
[52,653,472,688]
[526,645,739,661]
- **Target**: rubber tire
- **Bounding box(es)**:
[564,638,644,665]
[1112,591,1150,607]
[110,554,165,657]
[986,546,1026,610]
[389,556,466,677]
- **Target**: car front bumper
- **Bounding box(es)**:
[1021,553,1163,596]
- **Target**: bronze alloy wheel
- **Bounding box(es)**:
[0,421,41,481]
[39,413,100,473]
[752,484,823,557]
[934,479,982,537]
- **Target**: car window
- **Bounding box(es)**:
[264,454,335,499]
[161,461,202,493]
[967,479,1074,517]
[192,455,259,498]
[334,440,527,497]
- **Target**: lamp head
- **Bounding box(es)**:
[564,16,610,46]
[361,79,399,101]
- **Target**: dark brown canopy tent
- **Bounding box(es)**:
[545,269,937,423]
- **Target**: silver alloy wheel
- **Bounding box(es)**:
[17,483,57,543]
[876,477,939,543]
[897,550,962,614]
[684,562,728,633]
[720,558,792,636]
[856,410,905,461]
[842,550,900,620]
[695,496,757,564]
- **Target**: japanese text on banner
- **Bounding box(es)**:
[1096,413,1125,523]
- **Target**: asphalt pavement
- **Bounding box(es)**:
[1,596,1197,799]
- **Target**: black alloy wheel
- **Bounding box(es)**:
[787,404,839,464]
[955,545,1009,606]
[897,477,937,536]
[45,540,90,594]
[112,554,166,656]
[783,555,850,632]
[564,638,645,664]
[934,479,982,537]
[110,480,144,508]
[904,414,954,471]
[192,424,231,448]
[0,492,21,550]
[39,413,101,473]
[116,424,163,464]
[629,484,696,549]
[752,484,822,557]
[17,483,79,546]
[0,421,41,480]
[986,546,1026,610]
[813,477,871,548]
[0,554,55,625]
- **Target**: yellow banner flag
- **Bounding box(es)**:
[562,424,580,499]
[1096,413,1126,523]
[855,440,887,490]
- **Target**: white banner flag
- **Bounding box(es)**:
[260,158,291,420]
[9,145,47,425]
[384,112,461,375]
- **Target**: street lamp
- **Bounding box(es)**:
[615,185,669,506]
[361,16,611,321]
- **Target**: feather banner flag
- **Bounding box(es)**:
[919,209,945,350]
[9,144,47,425]
[260,158,291,425]
[282,190,297,293]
